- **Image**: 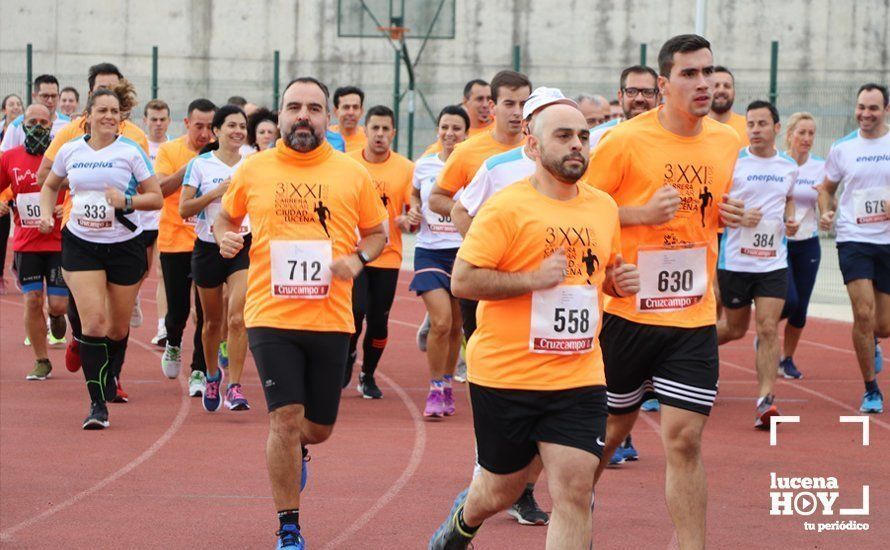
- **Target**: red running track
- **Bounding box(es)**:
[0,273,887,548]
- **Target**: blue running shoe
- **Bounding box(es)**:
[875,339,883,375]
[622,435,639,461]
[430,488,475,550]
[301,446,309,492]
[218,341,229,370]
[202,369,224,412]
[779,357,803,379]
[641,398,660,412]
[860,390,884,414]
[608,447,625,465]
[276,524,305,549]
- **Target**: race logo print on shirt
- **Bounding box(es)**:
[274,180,333,236]
[544,225,600,285]
[664,162,715,225]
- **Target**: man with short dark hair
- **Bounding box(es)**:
[227,95,248,107]
[331,86,366,152]
[588,34,745,548]
[423,79,493,155]
[717,100,800,428]
[346,105,415,398]
[588,65,661,148]
[156,98,218,397]
[1,75,70,154]
[214,76,387,549]
[59,87,79,117]
[708,66,749,146]
[818,83,890,414]
[143,99,171,161]
[609,99,622,120]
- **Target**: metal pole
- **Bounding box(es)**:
[273,50,281,109]
[769,41,779,106]
[392,30,402,152]
[151,46,159,99]
[512,45,521,72]
[26,43,33,105]
[695,0,707,36]
[401,40,415,159]
[639,43,647,66]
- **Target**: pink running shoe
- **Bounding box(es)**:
[443,387,456,416]
[424,389,446,418]
[224,383,250,411]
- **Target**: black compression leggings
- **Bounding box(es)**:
[160,251,206,373]
[0,212,9,277]
[349,266,400,376]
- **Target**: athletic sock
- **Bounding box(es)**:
[67,298,82,340]
[79,335,110,403]
[456,506,480,536]
[865,379,879,393]
[361,337,387,375]
[108,333,129,379]
[207,368,222,382]
[278,509,300,531]
[443,375,453,389]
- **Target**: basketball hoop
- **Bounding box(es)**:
[378,26,409,40]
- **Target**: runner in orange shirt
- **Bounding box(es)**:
[330,86,367,153]
[155,99,217,398]
[422,79,494,156]
[430,102,639,550]
[346,105,415,398]
[215,77,387,549]
[708,66,749,146]
[587,35,746,548]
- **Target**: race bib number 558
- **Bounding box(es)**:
[530,285,598,354]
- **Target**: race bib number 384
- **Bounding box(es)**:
[270,240,332,299]
[530,285,598,354]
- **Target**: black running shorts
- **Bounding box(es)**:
[717,268,788,309]
[247,327,350,425]
[61,228,147,286]
[191,235,251,289]
[601,314,719,416]
[14,251,67,295]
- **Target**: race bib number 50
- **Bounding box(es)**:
[15,192,42,227]
[530,285,598,354]
[270,240,332,299]
[636,245,707,312]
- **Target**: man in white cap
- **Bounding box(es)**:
[430,90,640,550]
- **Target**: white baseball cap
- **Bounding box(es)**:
[522,87,578,120]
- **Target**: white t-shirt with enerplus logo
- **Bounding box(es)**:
[52,135,153,243]
[458,146,534,217]
[183,151,248,243]
[787,154,825,241]
[0,112,70,152]
[139,138,169,232]
[414,153,462,250]
[825,129,890,244]
[589,118,621,150]
[720,148,797,273]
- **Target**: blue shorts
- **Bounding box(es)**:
[409,247,458,295]
[837,241,890,294]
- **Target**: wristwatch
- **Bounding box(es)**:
[357,250,371,265]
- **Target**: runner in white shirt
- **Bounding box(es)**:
[0,75,70,154]
[38,86,163,429]
[407,105,469,419]
[588,65,660,149]
[716,100,800,429]
[818,83,890,414]
[180,105,251,413]
[777,112,826,380]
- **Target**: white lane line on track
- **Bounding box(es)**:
[0,298,190,542]
[322,363,427,549]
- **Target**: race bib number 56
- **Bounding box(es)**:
[270,240,332,299]
[636,245,707,312]
[530,285,598,354]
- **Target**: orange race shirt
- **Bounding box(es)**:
[155,136,199,253]
[222,140,388,333]
[347,149,414,269]
[587,106,740,328]
[436,129,525,195]
[723,112,750,147]
[458,179,620,391]
[421,120,495,156]
[328,125,367,153]
[43,118,149,226]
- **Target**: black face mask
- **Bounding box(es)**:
[24,124,51,155]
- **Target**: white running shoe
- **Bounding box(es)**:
[161,344,182,379]
[130,296,143,328]
[151,326,168,347]
[188,370,207,397]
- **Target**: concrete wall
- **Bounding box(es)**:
[2,0,888,153]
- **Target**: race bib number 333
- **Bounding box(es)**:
[270,240,332,299]
[71,190,114,230]
[530,285,598,354]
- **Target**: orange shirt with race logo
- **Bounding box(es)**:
[155,136,199,253]
[222,140,388,333]
[436,129,526,194]
[347,149,414,269]
[723,112,750,147]
[329,125,367,153]
[421,120,495,156]
[587,106,740,329]
[43,117,149,225]
[458,179,621,391]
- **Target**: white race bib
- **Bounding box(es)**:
[270,240,332,299]
[71,190,114,230]
[424,209,458,234]
[636,245,708,312]
[852,188,889,225]
[182,214,198,226]
[795,207,817,239]
[739,220,784,258]
[530,285,598,354]
[15,192,42,227]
